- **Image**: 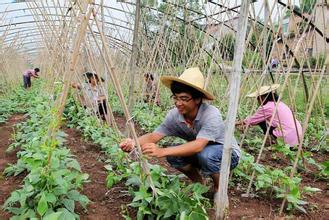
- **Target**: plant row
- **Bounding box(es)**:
[2,85,90,219]
[64,98,211,220]
[109,99,327,214]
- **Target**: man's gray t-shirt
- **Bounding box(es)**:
[155,103,241,157]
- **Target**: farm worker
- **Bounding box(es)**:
[23,68,40,89]
[120,67,240,199]
[143,72,160,106]
[236,84,302,148]
[271,57,279,69]
[71,72,108,121]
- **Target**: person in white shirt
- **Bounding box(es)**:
[72,72,108,120]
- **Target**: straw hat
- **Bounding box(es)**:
[246,84,280,98]
[160,67,215,100]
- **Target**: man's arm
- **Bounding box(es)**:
[31,71,39,78]
[120,132,164,152]
[139,132,164,145]
[142,138,209,158]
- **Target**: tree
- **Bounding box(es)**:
[300,0,317,14]
[139,0,205,67]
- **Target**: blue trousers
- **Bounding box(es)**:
[166,143,239,176]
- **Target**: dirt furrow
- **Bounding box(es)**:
[64,127,132,219]
[0,115,26,219]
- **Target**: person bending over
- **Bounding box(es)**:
[236,84,302,148]
[23,68,40,89]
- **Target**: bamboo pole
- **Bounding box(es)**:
[28,1,71,95]
[279,57,328,214]
[90,7,157,196]
[84,38,120,131]
[127,0,141,115]
[263,0,270,64]
[100,0,110,116]
[216,1,250,219]
[47,1,94,167]
[245,33,308,196]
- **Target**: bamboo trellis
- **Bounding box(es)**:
[0,0,328,218]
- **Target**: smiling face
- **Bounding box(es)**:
[170,81,204,118]
[172,92,201,116]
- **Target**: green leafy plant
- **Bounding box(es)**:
[132,102,166,132]
[128,162,210,220]
[65,98,211,219]
[2,86,90,219]
[233,150,320,213]
[318,160,329,179]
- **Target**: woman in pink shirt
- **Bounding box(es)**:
[237,84,302,147]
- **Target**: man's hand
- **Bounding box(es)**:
[142,143,165,158]
[119,138,135,152]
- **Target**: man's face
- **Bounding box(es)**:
[172,92,200,115]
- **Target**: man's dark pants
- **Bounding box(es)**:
[23,75,31,89]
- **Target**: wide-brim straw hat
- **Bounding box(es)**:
[160,67,215,100]
[246,84,280,98]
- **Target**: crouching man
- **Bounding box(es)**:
[120,67,240,199]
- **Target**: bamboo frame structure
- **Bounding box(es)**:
[0,0,328,218]
[216,1,250,219]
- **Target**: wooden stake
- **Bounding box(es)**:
[245,33,307,196]
[47,1,94,167]
[127,0,141,116]
[279,56,328,214]
[90,7,157,196]
[216,1,250,219]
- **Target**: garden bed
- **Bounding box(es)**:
[1,113,328,219]
[0,115,27,219]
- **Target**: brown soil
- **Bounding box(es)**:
[125,121,329,219]
[235,146,329,219]
[0,115,26,219]
[67,114,329,220]
[64,127,132,220]
[1,113,328,219]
